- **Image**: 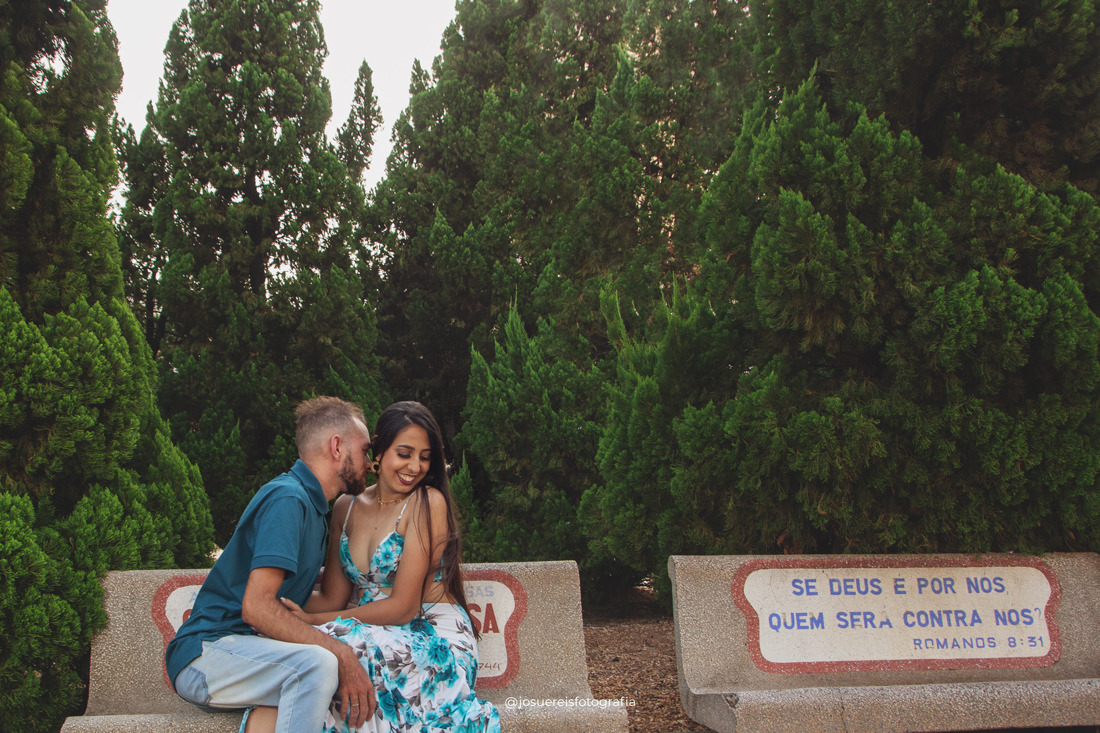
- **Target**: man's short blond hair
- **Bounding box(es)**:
[295,396,367,458]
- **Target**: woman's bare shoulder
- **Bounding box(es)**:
[421,485,446,506]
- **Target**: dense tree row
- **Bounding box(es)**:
[371,0,1100,603]
[115,0,387,545]
[415,0,1100,602]
[0,2,212,729]
[4,0,1100,728]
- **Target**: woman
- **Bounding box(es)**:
[244,401,500,732]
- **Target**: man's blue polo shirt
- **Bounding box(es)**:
[165,460,330,685]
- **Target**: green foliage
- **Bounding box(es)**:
[448,456,491,562]
[371,0,638,435]
[371,0,753,598]
[368,13,501,421]
[0,1,213,728]
[693,77,1100,557]
[750,0,1100,192]
[581,283,741,600]
[371,0,632,599]
[0,493,95,730]
[5,0,1096,722]
[619,0,753,259]
[337,61,382,183]
[583,71,1100,603]
[117,0,387,543]
[460,307,631,595]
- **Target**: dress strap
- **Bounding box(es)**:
[341,497,355,534]
[393,494,412,530]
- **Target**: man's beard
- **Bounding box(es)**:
[339,455,366,496]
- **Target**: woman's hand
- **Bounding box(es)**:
[280,596,312,624]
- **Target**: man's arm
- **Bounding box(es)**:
[303,495,354,613]
[242,566,375,726]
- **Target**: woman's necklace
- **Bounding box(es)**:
[365,491,410,533]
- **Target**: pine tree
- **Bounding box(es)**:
[0,1,212,728]
[698,77,1100,556]
[514,0,752,593]
[368,0,543,436]
[460,307,639,595]
[578,2,1100,601]
[750,0,1100,193]
[337,61,382,184]
[585,75,1100,603]
[580,283,741,599]
[117,0,386,543]
[367,1,756,589]
[619,0,753,259]
[374,1,678,589]
[369,0,633,433]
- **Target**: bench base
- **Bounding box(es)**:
[62,702,629,732]
[684,678,1100,733]
[496,703,629,732]
[60,711,243,732]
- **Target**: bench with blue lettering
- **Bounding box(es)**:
[670,553,1100,732]
[61,561,628,732]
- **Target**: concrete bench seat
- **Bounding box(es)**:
[62,560,627,732]
[670,553,1100,732]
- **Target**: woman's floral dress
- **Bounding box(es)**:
[317,500,500,732]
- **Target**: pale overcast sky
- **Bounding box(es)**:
[107,0,458,190]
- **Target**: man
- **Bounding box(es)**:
[166,396,376,731]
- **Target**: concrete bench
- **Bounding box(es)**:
[670,553,1100,732]
[62,560,627,732]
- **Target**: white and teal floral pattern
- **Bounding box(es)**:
[316,528,500,732]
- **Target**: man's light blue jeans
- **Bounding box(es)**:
[173,634,339,733]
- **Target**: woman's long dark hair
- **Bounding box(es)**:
[369,401,477,636]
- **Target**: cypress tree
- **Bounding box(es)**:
[580,283,741,599]
[586,75,1100,602]
[371,0,754,582]
[460,307,640,595]
[368,0,623,579]
[0,1,212,728]
[619,0,753,261]
[369,0,631,433]
[583,2,1100,600]
[369,0,544,436]
[337,61,382,185]
[376,0,726,584]
[117,0,386,543]
[519,0,751,589]
[750,0,1100,193]
[709,78,1100,557]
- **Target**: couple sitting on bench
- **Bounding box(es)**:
[166,397,501,733]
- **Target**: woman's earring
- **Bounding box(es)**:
[370,457,380,474]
